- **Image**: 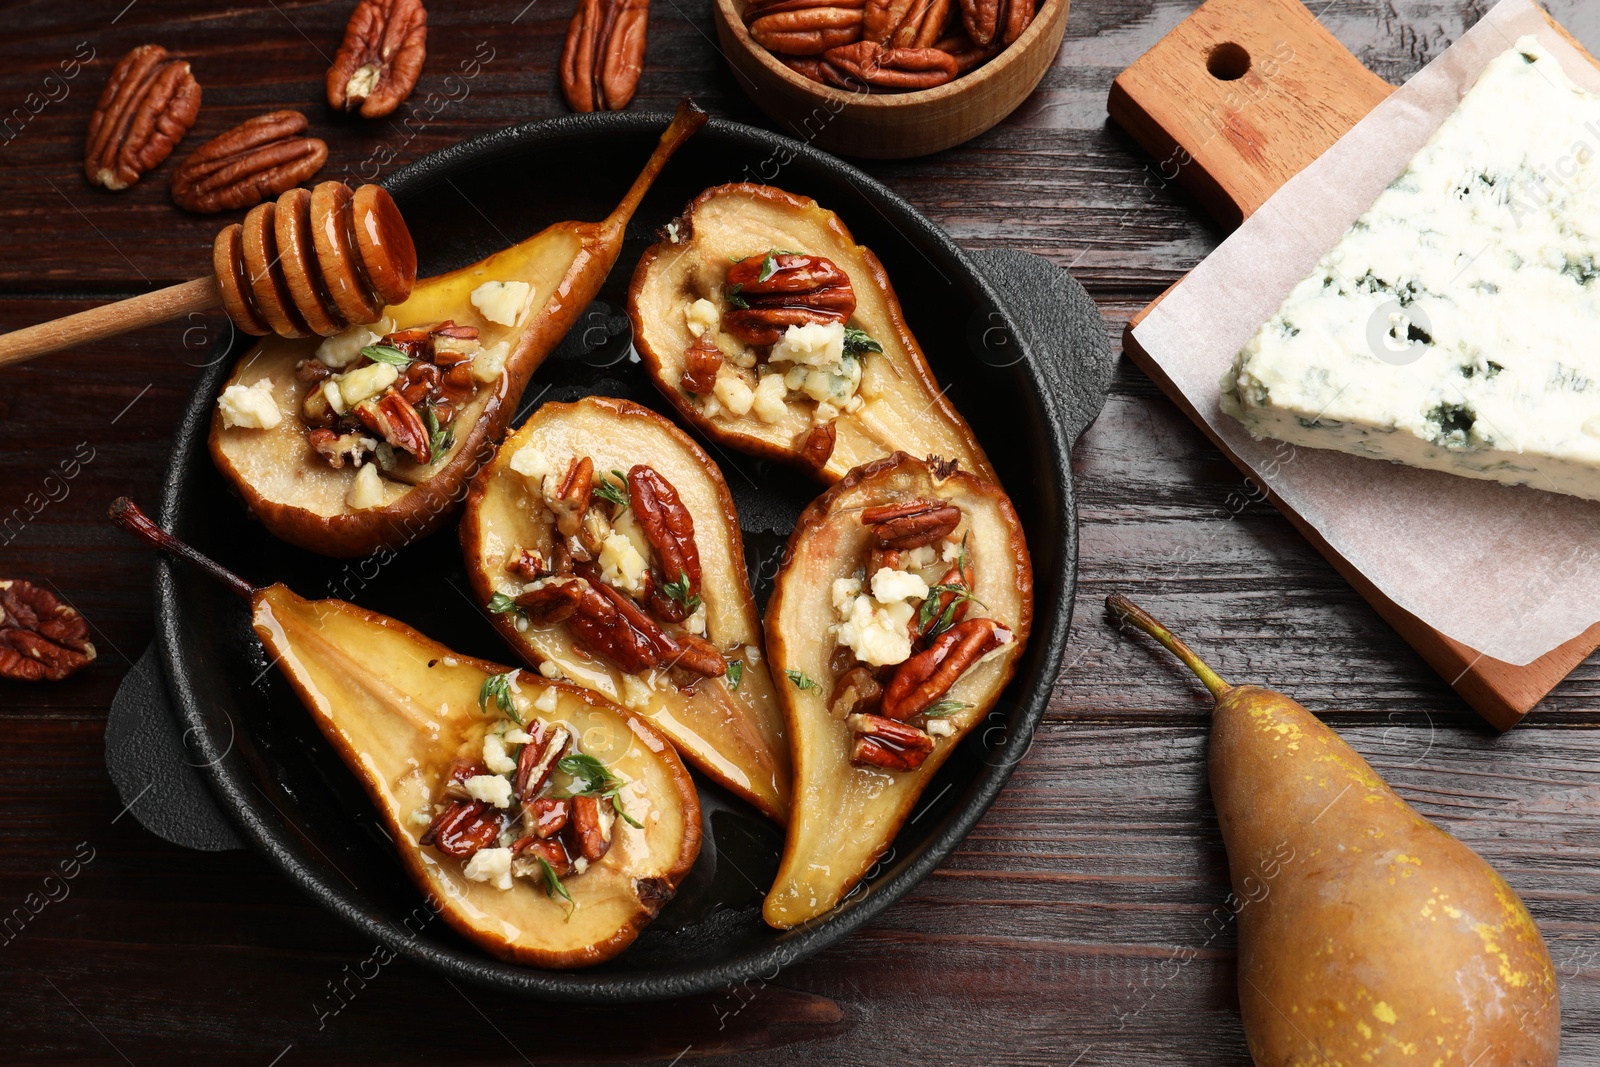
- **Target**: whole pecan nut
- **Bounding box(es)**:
[863,0,916,43]
[959,0,1029,47]
[561,0,649,113]
[420,799,502,857]
[169,111,328,214]
[327,0,428,119]
[797,421,837,471]
[723,252,856,346]
[0,580,96,682]
[932,30,998,73]
[681,333,724,395]
[84,44,201,191]
[749,5,863,56]
[515,722,571,800]
[628,465,702,603]
[570,794,615,861]
[862,498,962,549]
[819,41,957,91]
[880,617,1008,720]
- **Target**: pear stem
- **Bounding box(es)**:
[603,99,708,234]
[1106,594,1232,699]
[109,497,257,602]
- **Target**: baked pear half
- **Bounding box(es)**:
[461,396,792,822]
[762,453,1031,928]
[627,183,995,483]
[210,102,706,558]
[108,497,699,970]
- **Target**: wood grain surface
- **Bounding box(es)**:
[1,1,1597,1064]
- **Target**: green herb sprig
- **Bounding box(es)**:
[478,671,522,724]
[785,669,819,692]
[725,660,744,691]
[660,572,701,615]
[842,326,883,359]
[557,754,644,829]
[594,470,630,510]
[360,343,412,368]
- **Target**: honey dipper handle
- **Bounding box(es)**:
[0,276,222,370]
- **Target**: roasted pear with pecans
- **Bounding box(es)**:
[210,101,706,558]
[628,183,995,483]
[111,498,700,969]
[461,396,792,822]
[762,453,1030,927]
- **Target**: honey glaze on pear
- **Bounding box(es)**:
[1107,595,1559,1066]
[461,396,793,822]
[628,183,995,483]
[763,453,1031,928]
[254,586,702,968]
[210,101,707,558]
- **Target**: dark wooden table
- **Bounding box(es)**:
[3,0,1598,1063]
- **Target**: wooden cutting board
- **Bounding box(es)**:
[1108,0,1600,731]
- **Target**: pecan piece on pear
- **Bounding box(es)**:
[848,712,934,771]
[421,799,503,858]
[680,333,724,395]
[84,44,201,191]
[561,0,649,112]
[722,252,856,346]
[879,616,1009,720]
[749,4,863,56]
[862,497,962,548]
[170,110,328,214]
[628,464,702,620]
[820,41,957,91]
[327,0,428,119]
[0,580,97,682]
[797,422,838,473]
[571,794,616,862]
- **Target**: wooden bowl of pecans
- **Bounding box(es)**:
[713,0,1069,158]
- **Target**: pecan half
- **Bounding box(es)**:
[0,580,96,682]
[628,465,702,613]
[863,0,916,42]
[798,421,837,472]
[1002,0,1035,45]
[525,796,571,839]
[548,457,596,541]
[749,4,863,56]
[863,498,962,549]
[516,578,585,625]
[169,111,328,214]
[327,0,428,119]
[848,712,934,771]
[571,794,615,862]
[561,0,649,113]
[880,617,1008,719]
[932,30,997,73]
[781,55,827,82]
[515,722,572,800]
[681,333,724,395]
[421,799,502,858]
[581,576,725,678]
[958,0,1000,46]
[890,0,955,49]
[84,45,201,191]
[354,387,433,463]
[513,834,574,876]
[723,252,856,346]
[820,41,957,91]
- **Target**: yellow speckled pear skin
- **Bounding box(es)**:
[1108,596,1559,1066]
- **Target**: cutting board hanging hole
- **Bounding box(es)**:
[1207,42,1251,81]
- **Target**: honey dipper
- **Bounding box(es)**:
[0,181,416,369]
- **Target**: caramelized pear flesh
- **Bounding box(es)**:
[763,453,1031,927]
[628,183,995,483]
[1108,596,1559,1066]
[255,585,701,968]
[460,396,793,822]
[210,102,707,558]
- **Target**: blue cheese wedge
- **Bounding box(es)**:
[1221,37,1600,502]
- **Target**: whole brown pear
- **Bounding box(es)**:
[1108,595,1559,1066]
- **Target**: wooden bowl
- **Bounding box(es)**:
[713,0,1070,159]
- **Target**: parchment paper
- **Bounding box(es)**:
[1133,0,1600,667]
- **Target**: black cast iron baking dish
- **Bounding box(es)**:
[150,110,1093,1002]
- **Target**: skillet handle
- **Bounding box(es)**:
[104,645,243,852]
[968,248,1115,448]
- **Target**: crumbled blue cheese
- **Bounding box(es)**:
[927,719,956,737]
[533,687,559,713]
[871,566,929,604]
[508,443,553,484]
[463,773,513,808]
[217,379,282,429]
[1223,38,1600,501]
[472,340,511,384]
[599,530,648,594]
[771,322,845,367]
[685,601,708,636]
[714,370,755,416]
[482,729,517,775]
[685,298,719,337]
[470,280,530,327]
[315,321,388,369]
[463,846,514,890]
[346,463,386,511]
[337,361,398,408]
[751,373,788,424]
[621,671,656,709]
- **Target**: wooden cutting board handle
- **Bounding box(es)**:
[1108,0,1393,228]
[1109,0,1600,729]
